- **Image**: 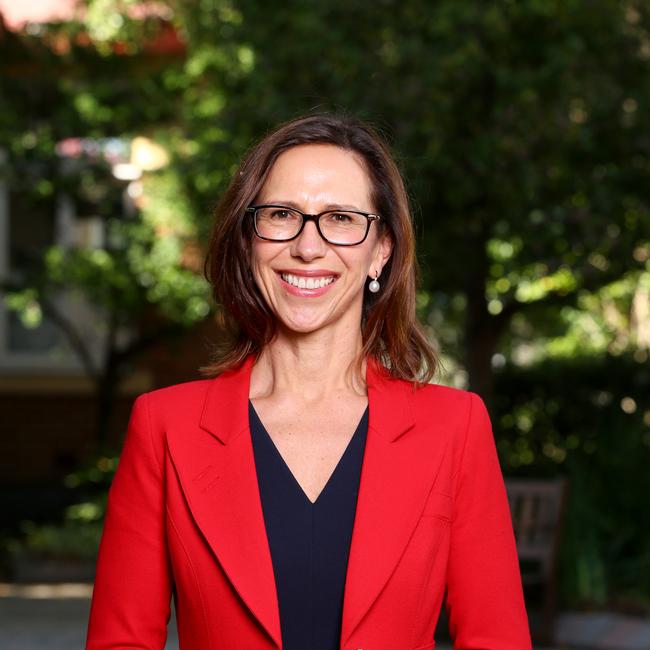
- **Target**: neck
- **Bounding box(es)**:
[250,327,367,402]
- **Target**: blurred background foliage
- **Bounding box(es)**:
[0,0,649,614]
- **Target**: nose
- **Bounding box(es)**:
[290,219,327,261]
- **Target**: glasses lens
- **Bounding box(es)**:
[319,211,369,244]
[255,207,302,240]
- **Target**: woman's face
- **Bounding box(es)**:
[250,143,393,336]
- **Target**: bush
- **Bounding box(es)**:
[494,351,650,612]
[8,456,115,563]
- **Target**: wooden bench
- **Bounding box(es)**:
[505,477,569,645]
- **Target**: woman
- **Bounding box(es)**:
[85,113,532,650]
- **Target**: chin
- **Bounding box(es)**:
[277,314,332,335]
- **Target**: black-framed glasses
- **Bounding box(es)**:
[246,204,381,246]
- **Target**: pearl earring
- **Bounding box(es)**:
[368,271,380,293]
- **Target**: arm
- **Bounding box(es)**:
[85,394,173,650]
[445,392,532,649]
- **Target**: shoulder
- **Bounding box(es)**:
[410,381,480,420]
[133,377,214,430]
[408,384,496,485]
[408,382,491,453]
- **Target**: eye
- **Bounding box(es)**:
[270,209,293,219]
[329,212,353,223]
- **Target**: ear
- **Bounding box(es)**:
[371,230,393,277]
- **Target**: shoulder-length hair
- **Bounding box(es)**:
[200,112,439,384]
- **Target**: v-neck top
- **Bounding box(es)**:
[248,400,369,650]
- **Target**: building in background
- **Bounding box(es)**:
[0,3,207,483]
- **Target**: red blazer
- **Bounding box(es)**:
[85,354,532,650]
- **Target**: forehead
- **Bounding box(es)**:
[259,143,373,207]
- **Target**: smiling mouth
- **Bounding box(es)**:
[279,272,337,289]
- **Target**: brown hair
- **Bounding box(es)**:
[200,112,439,384]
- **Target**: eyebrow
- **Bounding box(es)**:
[258,199,369,212]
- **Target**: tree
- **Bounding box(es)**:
[3,0,649,417]
[170,0,650,405]
[0,11,208,444]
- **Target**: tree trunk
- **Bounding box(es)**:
[462,220,498,410]
[94,349,120,448]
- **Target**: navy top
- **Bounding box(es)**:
[249,400,369,650]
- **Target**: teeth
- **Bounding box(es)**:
[280,273,335,289]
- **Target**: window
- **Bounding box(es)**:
[0,146,114,374]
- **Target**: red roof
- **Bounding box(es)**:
[0,0,80,30]
[0,1,185,55]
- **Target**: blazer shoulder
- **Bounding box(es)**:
[412,381,476,412]
[410,384,492,479]
[409,382,486,437]
[135,377,214,430]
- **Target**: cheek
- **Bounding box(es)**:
[249,244,284,299]
[247,256,268,301]
[341,249,375,280]
[249,244,270,280]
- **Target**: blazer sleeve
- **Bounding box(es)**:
[85,394,173,650]
[444,392,532,650]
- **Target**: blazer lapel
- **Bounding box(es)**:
[165,353,283,649]
[339,358,450,646]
